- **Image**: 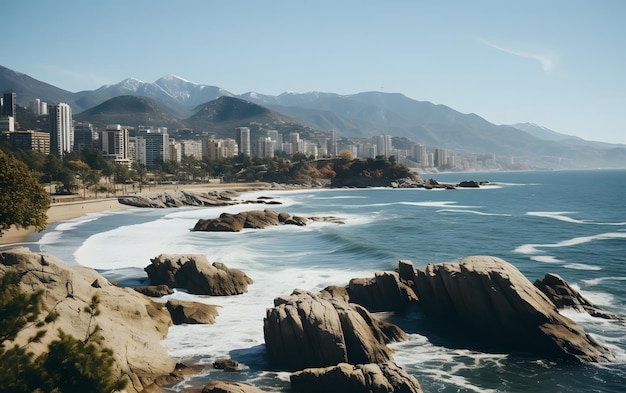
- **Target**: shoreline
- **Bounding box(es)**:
[0,182,275,246]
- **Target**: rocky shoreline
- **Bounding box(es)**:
[0,245,617,393]
[116,178,492,209]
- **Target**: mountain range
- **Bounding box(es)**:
[1,64,625,169]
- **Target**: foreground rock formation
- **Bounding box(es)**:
[193,209,344,232]
[263,289,403,370]
[145,254,253,295]
[0,247,175,393]
[410,256,613,362]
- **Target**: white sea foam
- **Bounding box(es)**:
[436,209,511,217]
[514,232,626,254]
[530,255,563,263]
[572,286,615,307]
[527,211,626,226]
[400,201,482,209]
[390,333,505,393]
[582,276,626,286]
[563,263,602,271]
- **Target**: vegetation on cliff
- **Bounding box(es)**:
[0,270,127,393]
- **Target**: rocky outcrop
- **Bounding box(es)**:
[411,256,613,362]
[166,300,220,325]
[263,289,402,370]
[145,254,252,296]
[534,273,619,320]
[347,271,418,312]
[201,380,268,393]
[118,189,286,209]
[0,247,175,393]
[118,190,240,208]
[290,362,423,393]
[193,209,344,232]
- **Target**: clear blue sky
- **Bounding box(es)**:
[5,0,626,144]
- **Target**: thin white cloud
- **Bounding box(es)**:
[478,38,557,73]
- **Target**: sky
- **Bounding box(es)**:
[5,0,626,144]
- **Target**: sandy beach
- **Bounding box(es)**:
[0,182,274,246]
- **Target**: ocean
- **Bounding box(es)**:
[31,169,626,392]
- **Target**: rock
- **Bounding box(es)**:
[263,289,399,370]
[145,254,253,296]
[193,209,343,232]
[397,260,417,284]
[119,190,236,208]
[412,256,613,362]
[134,284,174,297]
[534,273,619,320]
[319,285,350,302]
[458,180,481,188]
[213,359,239,371]
[201,381,268,393]
[347,271,418,312]
[0,247,175,393]
[166,300,219,325]
[290,362,423,393]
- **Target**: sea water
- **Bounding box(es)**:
[33,169,626,392]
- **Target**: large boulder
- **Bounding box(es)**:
[347,271,418,312]
[412,256,613,362]
[290,362,423,393]
[193,209,280,232]
[263,289,401,370]
[145,254,252,296]
[0,247,175,393]
[166,299,220,325]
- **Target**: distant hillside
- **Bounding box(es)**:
[72,95,323,141]
[185,96,324,139]
[0,65,73,108]
[73,95,184,129]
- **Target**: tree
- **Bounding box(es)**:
[67,160,91,199]
[338,149,354,160]
[0,150,50,236]
[43,154,63,194]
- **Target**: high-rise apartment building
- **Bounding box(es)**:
[136,126,169,169]
[412,144,428,166]
[49,103,73,157]
[100,124,130,166]
[290,132,300,153]
[434,148,449,167]
[1,92,16,118]
[373,134,393,158]
[256,136,275,158]
[181,140,203,160]
[73,122,99,153]
[234,127,251,156]
[204,138,238,160]
[168,140,182,162]
[30,98,48,115]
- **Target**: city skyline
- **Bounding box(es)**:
[4,1,626,144]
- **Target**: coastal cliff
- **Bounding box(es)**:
[0,247,175,393]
